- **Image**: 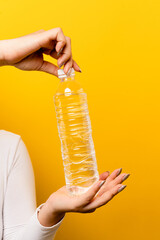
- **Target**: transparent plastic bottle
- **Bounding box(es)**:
[54,68,99,195]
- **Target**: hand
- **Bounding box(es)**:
[0,28,81,77]
[38,168,130,227]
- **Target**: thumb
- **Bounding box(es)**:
[79,180,106,206]
[39,61,59,77]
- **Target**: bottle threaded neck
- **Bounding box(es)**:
[58,68,75,80]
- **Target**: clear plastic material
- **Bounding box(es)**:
[54,69,99,195]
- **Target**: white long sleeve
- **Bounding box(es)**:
[0,130,64,240]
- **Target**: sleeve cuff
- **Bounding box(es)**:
[35,203,65,231]
[15,204,65,240]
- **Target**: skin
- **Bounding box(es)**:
[0,28,81,76]
[38,169,130,226]
[0,28,130,227]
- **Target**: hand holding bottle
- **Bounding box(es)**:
[0,28,81,76]
[38,169,130,227]
[0,29,130,229]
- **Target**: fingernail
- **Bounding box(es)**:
[99,180,105,188]
[117,168,122,176]
[67,68,72,75]
[57,47,63,56]
[106,171,110,175]
[122,174,130,182]
[59,62,64,68]
[79,67,82,73]
[118,185,126,193]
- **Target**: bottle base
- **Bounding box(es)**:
[66,181,99,196]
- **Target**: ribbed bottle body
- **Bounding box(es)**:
[54,79,99,195]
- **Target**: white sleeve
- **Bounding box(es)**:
[3,138,64,240]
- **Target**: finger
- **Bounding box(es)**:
[99,171,110,181]
[57,36,72,68]
[113,173,130,185]
[83,184,127,211]
[49,52,81,73]
[73,60,81,72]
[63,58,73,74]
[50,49,62,59]
[95,172,128,198]
[49,50,79,69]
[84,208,96,213]
[38,28,66,53]
[106,168,122,182]
[38,61,59,77]
[78,180,106,207]
[54,28,67,53]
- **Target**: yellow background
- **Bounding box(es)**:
[1,0,160,239]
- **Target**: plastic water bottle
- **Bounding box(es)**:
[54,68,99,195]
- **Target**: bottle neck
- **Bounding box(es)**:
[60,75,75,82]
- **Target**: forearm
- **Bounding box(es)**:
[0,41,5,66]
[38,202,65,227]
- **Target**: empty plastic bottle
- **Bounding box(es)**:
[54,68,99,195]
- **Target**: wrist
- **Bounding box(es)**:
[38,202,65,227]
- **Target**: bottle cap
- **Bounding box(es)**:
[58,68,75,79]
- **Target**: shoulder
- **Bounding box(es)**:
[0,130,22,165]
[0,130,29,174]
[0,130,21,150]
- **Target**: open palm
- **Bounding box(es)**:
[46,168,130,214]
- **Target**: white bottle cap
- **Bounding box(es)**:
[58,68,75,79]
